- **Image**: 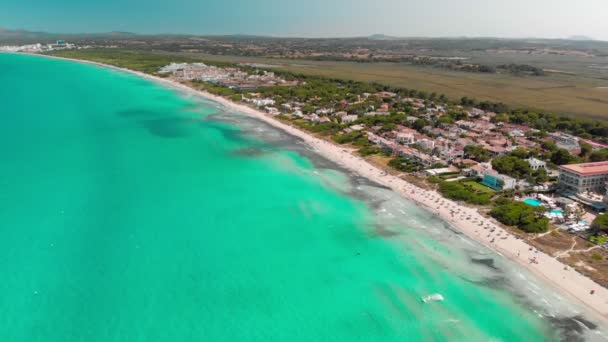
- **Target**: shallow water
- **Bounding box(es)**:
[0,53,600,341]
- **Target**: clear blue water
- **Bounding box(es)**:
[524,198,543,207]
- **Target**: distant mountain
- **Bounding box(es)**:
[0,28,51,41]
[368,34,400,40]
[568,35,594,41]
[103,31,137,37]
[0,28,139,44]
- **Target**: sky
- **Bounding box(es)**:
[1,0,607,40]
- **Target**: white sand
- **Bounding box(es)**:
[20,52,608,322]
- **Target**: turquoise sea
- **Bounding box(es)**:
[0,53,601,341]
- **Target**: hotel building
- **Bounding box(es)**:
[558,161,608,194]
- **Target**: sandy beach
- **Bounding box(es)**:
[21,52,608,323]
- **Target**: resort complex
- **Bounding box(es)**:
[0,40,77,53]
[559,161,608,194]
[159,62,299,90]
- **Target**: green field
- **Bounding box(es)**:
[461,181,497,194]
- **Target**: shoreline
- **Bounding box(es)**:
[15,52,608,323]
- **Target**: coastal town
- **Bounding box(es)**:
[159,61,608,286]
[0,40,77,53]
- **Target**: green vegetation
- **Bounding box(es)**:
[332,131,369,146]
[491,155,530,179]
[438,181,492,205]
[460,181,496,195]
[358,146,386,157]
[47,49,200,74]
[549,148,580,165]
[388,157,422,173]
[590,235,608,245]
[490,201,549,233]
[590,149,608,162]
[591,215,608,235]
[492,111,608,142]
[463,145,490,162]
[490,150,549,183]
[292,121,343,136]
[193,81,239,97]
[46,49,238,74]
[496,64,545,76]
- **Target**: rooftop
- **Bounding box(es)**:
[560,161,608,176]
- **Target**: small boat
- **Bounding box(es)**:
[422,294,444,303]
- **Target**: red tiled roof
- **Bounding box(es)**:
[583,139,608,149]
[560,161,608,176]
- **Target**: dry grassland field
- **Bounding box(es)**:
[192,53,608,119]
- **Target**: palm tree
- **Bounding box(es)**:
[573,206,585,223]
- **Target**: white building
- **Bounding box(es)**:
[265,107,279,115]
[395,133,415,145]
[341,115,358,124]
[550,132,580,150]
[416,138,436,151]
[527,158,547,171]
[251,98,275,107]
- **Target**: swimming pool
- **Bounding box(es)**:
[549,209,564,215]
[523,198,543,207]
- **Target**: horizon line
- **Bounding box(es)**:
[0,27,604,43]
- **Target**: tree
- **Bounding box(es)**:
[491,155,531,179]
[541,141,558,152]
[302,104,315,114]
[531,168,549,183]
[437,115,455,125]
[493,113,509,123]
[464,145,490,162]
[580,142,592,158]
[550,148,576,165]
[590,149,608,162]
[573,206,585,223]
[438,182,491,205]
[509,148,529,159]
[412,118,428,131]
[460,96,476,106]
[388,157,422,173]
[490,202,548,233]
[591,214,608,235]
